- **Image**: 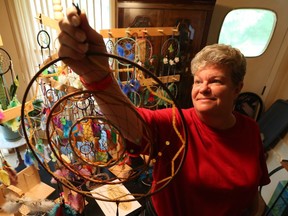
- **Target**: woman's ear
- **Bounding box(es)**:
[235,81,244,94]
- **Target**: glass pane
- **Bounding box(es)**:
[218,9,276,57]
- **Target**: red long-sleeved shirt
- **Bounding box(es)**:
[136,107,270,216]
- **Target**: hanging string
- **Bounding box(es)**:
[116,201,119,216]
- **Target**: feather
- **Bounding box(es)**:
[51,168,70,184]
[56,204,64,216]
[2,160,18,185]
[67,192,85,213]
[41,114,47,130]
[78,167,91,177]
[24,149,34,166]
[35,151,44,163]
[58,74,68,85]
[50,169,62,184]
[0,169,10,186]
[7,96,21,109]
[43,145,51,162]
[2,165,18,185]
[36,143,44,154]
[1,200,22,213]
[72,79,82,89]
[2,195,55,214]
[4,117,21,132]
[23,197,55,213]
[50,151,57,162]
[48,203,77,216]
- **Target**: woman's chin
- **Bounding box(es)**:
[195,106,222,118]
[194,104,216,113]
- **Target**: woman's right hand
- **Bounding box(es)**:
[58,7,111,83]
[58,7,144,144]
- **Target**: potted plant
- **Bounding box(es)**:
[0,75,21,141]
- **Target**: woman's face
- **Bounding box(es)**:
[192,65,242,117]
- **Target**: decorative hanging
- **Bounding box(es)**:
[21,52,187,204]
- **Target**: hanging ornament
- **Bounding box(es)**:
[0,169,10,186]
[48,203,77,216]
[2,159,18,185]
[24,149,35,167]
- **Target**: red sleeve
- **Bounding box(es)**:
[258,135,271,186]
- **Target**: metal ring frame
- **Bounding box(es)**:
[20,52,188,203]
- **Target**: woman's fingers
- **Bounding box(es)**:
[57,28,88,59]
[58,18,86,42]
[58,9,89,59]
[58,29,88,50]
[57,6,109,75]
[58,42,86,60]
[66,7,81,26]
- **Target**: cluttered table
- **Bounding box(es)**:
[20,158,152,216]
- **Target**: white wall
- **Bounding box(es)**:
[264,29,288,109]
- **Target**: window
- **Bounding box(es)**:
[218,9,276,57]
[8,0,115,82]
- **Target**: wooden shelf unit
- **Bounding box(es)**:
[36,14,181,87]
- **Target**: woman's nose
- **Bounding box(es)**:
[199,82,211,94]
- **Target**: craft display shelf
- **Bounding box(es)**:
[100,26,179,38]
[36,14,181,87]
[0,101,33,124]
[36,14,59,32]
[138,74,180,86]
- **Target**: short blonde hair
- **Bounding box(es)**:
[191,44,246,86]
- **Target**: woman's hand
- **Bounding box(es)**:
[58,7,143,144]
[58,7,110,83]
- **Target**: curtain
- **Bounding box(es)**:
[5,0,115,83]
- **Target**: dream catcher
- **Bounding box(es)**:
[141,85,161,109]
[37,29,51,58]
[105,32,115,68]
[131,32,161,109]
[114,36,137,66]
[135,32,153,68]
[37,15,51,61]
[113,66,142,108]
[125,68,142,107]
[160,32,180,65]
[21,52,187,210]
[113,35,142,107]
[0,48,19,111]
[157,34,180,108]
[0,48,12,76]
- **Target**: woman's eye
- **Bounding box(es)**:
[212,79,222,84]
[194,80,201,84]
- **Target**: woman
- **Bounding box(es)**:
[58,7,270,216]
